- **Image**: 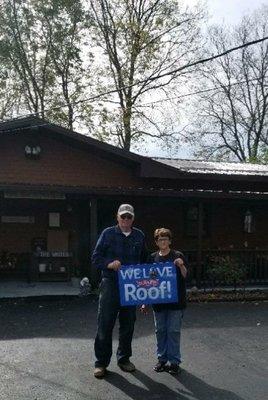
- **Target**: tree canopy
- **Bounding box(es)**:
[188,5,268,163]
[0,1,267,162]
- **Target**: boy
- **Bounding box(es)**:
[145,228,187,375]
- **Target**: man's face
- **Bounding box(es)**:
[117,213,134,231]
[156,236,171,251]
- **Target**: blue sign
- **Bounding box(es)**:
[118,262,178,306]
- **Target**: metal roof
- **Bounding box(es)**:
[153,158,268,177]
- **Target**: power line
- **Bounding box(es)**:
[1,35,268,122]
[135,77,265,108]
[147,36,268,82]
[3,75,265,125]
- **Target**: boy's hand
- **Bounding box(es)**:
[174,257,187,278]
[174,258,184,267]
[140,304,149,315]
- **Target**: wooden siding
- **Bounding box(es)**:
[0,132,143,188]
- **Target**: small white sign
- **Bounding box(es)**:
[1,216,35,224]
[49,213,60,227]
[4,191,66,200]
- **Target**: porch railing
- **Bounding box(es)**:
[184,249,268,286]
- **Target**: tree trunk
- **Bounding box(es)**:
[123,106,132,151]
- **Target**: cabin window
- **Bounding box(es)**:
[185,205,210,237]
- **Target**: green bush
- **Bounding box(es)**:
[206,255,247,289]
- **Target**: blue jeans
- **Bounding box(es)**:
[94,278,136,368]
[153,309,183,365]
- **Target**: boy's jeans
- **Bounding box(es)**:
[94,278,136,368]
[153,309,183,365]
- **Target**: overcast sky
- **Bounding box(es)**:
[140,0,267,159]
[205,0,266,24]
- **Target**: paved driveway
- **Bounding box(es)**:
[0,299,267,400]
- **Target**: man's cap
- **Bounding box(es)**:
[117,204,135,217]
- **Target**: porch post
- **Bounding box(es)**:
[197,201,203,287]
[89,197,99,286]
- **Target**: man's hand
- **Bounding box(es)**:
[107,260,121,271]
[174,257,187,278]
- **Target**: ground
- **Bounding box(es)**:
[0,299,267,400]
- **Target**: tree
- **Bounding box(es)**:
[0,63,20,120]
[37,0,88,129]
[88,0,204,150]
[0,0,88,128]
[0,0,54,118]
[189,5,268,163]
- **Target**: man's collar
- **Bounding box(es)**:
[115,224,133,235]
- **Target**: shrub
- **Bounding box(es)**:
[206,255,247,289]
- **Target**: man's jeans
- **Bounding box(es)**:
[94,278,136,368]
[153,309,183,365]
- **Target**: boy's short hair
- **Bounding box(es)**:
[154,228,172,240]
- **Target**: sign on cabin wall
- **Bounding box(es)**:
[49,212,60,227]
[118,262,178,306]
[47,230,69,252]
[1,216,35,224]
[4,191,66,200]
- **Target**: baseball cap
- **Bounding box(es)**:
[117,204,135,217]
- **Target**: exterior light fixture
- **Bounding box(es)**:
[24,145,41,159]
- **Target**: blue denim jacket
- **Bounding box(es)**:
[92,225,147,280]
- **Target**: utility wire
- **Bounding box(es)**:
[135,77,265,108]
[1,35,268,122]
[147,36,268,82]
[3,75,266,125]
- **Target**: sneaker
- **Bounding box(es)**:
[94,366,106,378]
[118,360,136,372]
[168,364,181,375]
[153,361,167,372]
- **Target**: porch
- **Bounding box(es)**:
[1,195,268,287]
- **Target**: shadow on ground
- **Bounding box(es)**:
[104,369,244,400]
[0,298,267,341]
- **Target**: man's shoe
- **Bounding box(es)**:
[118,360,136,372]
[153,361,167,372]
[94,366,106,378]
[168,364,181,375]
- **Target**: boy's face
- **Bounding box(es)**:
[156,236,171,251]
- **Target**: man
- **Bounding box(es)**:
[92,204,147,378]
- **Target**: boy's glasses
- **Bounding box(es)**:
[120,214,133,220]
[157,237,169,242]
